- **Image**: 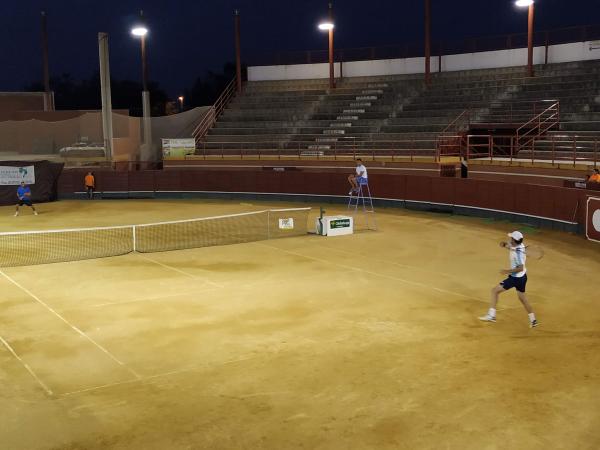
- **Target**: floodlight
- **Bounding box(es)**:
[318,22,334,31]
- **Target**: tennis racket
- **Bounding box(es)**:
[522,245,544,260]
[500,241,545,260]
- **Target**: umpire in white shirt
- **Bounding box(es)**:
[348,159,368,195]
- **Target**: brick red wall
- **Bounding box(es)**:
[58,168,590,225]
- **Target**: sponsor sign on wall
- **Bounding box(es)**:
[0,166,35,185]
[162,139,196,158]
[586,197,600,243]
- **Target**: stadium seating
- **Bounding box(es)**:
[195,60,600,161]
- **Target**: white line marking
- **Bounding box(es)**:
[320,244,458,279]
[256,242,488,303]
[87,287,223,308]
[0,334,53,396]
[60,354,258,397]
[136,254,224,288]
[314,242,525,310]
[0,269,140,380]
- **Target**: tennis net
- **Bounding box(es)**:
[0,207,310,267]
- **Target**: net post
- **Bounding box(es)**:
[267,210,271,240]
[133,226,137,252]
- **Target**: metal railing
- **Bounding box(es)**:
[192,78,238,146]
[460,134,599,167]
[435,109,471,161]
[435,99,561,159]
[192,139,438,162]
[516,100,560,153]
[166,134,600,167]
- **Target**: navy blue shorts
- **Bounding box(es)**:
[17,199,33,207]
[500,274,527,293]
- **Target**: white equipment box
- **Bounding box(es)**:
[316,215,354,237]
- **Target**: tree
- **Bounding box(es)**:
[183,62,247,107]
[24,73,168,116]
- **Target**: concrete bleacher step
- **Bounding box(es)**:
[195,59,600,157]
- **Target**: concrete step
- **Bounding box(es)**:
[205,134,294,142]
[559,121,600,132]
[214,118,384,129]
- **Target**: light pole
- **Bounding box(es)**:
[131,11,153,162]
[40,11,54,111]
[318,2,335,89]
[234,10,243,93]
[424,0,431,85]
[178,96,184,112]
[516,0,535,77]
[98,32,113,161]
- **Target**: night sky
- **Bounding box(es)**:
[1,0,599,97]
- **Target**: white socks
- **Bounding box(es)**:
[528,313,536,322]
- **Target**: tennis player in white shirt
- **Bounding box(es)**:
[348,158,368,195]
[479,231,539,328]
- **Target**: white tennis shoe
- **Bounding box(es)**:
[14,211,19,217]
[478,314,496,323]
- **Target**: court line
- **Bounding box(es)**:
[255,242,489,304]
[276,242,521,311]
[0,334,53,396]
[318,244,459,279]
[316,240,547,304]
[65,278,295,311]
[60,354,258,397]
[0,269,141,380]
[136,254,224,288]
[87,287,223,308]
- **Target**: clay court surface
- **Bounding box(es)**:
[1,199,599,450]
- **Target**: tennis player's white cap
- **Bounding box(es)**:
[508,231,524,240]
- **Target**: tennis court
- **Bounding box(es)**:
[1,199,599,449]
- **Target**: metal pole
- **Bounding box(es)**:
[139,10,153,163]
[141,35,149,92]
[328,2,335,89]
[425,0,431,85]
[41,11,53,111]
[527,3,535,77]
[234,10,243,93]
[544,31,549,65]
[98,32,114,161]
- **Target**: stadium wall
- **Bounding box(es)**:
[248,40,600,81]
[0,92,46,121]
[57,169,594,234]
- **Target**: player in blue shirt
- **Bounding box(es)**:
[15,182,38,216]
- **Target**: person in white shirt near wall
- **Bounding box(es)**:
[479,231,539,328]
[348,158,368,195]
